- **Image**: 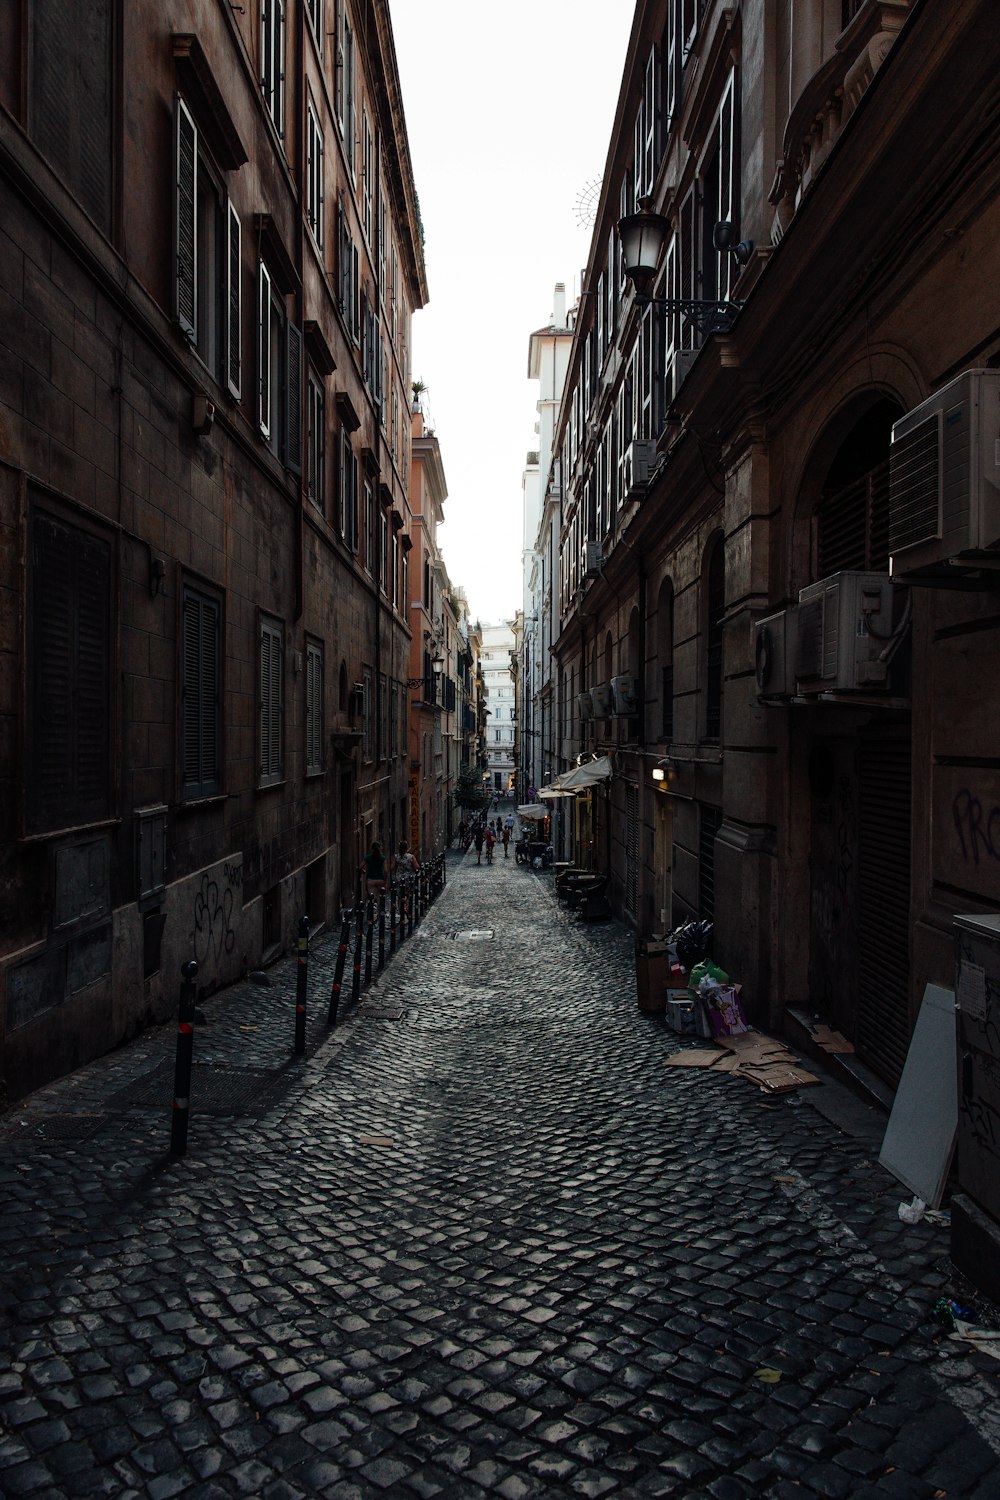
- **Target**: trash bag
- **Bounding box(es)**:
[672,919,713,968]
[688,959,729,991]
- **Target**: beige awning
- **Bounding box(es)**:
[517,804,549,820]
[558,755,613,790]
[537,785,575,799]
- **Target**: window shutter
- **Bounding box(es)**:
[174,95,197,340]
[258,261,272,437]
[270,629,283,776]
[285,321,303,475]
[227,204,242,400]
[259,625,271,777]
[717,69,737,302]
[29,509,111,833]
[182,588,221,800]
[259,621,283,782]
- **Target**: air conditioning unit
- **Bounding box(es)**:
[591,682,613,717]
[889,369,1000,582]
[753,608,798,700]
[622,440,657,502]
[578,690,594,722]
[611,675,639,715]
[795,571,895,694]
[583,540,603,579]
[668,348,700,404]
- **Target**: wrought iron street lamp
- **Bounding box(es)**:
[617,196,752,336]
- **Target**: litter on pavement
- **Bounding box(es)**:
[664,1030,820,1095]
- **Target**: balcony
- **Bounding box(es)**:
[768,1,911,244]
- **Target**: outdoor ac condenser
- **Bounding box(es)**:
[591,682,613,717]
[795,571,895,694]
[611,675,640,715]
[889,368,1000,581]
[578,690,594,722]
[583,541,603,579]
[754,607,798,700]
[623,440,656,502]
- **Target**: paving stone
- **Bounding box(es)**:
[1,851,998,1500]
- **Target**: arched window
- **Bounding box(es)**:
[339,660,349,714]
[657,578,674,740]
[815,398,898,577]
[705,537,725,740]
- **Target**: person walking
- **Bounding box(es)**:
[484,825,496,865]
[360,840,387,897]
[473,823,485,865]
[457,818,468,851]
[501,823,511,859]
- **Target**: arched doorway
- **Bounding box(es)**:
[802,396,912,1086]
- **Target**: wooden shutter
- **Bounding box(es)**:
[259,620,283,782]
[174,95,198,340]
[28,508,111,833]
[306,643,323,771]
[717,70,737,301]
[181,587,221,800]
[286,321,303,475]
[31,0,112,233]
[664,1,678,131]
[227,204,242,400]
[258,261,272,437]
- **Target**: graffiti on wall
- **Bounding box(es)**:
[190,861,242,968]
[953,788,1000,867]
[932,770,1000,899]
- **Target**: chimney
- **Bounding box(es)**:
[553,282,566,329]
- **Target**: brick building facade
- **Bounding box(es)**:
[0,0,427,1101]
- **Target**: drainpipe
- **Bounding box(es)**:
[292,0,305,624]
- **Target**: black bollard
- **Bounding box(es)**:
[442,851,447,888]
[294,914,309,1055]
[364,894,375,984]
[170,958,199,1157]
[378,893,386,971]
[328,909,351,1026]
[352,902,364,1004]
[389,888,397,955]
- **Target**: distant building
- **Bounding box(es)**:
[480,623,516,793]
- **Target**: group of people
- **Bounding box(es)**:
[360,839,419,898]
[457,812,515,865]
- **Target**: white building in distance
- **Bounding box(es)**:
[480,622,516,793]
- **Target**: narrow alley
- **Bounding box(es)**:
[1,853,997,1500]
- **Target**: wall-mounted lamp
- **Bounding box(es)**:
[431,655,445,675]
[712,220,754,266]
[651,757,671,783]
[618,196,747,335]
[192,393,216,436]
[149,556,166,598]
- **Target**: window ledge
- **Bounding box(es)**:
[18,816,122,846]
[176,793,228,813]
[256,778,287,794]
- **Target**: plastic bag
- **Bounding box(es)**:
[689,959,729,990]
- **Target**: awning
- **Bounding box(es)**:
[537,786,575,799]
[558,755,613,790]
[517,804,549,820]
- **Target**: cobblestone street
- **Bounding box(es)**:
[2,850,999,1499]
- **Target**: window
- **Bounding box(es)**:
[340,433,358,549]
[25,503,112,835]
[306,101,324,248]
[390,680,399,756]
[362,665,373,760]
[337,5,356,179]
[261,0,285,136]
[379,506,388,594]
[259,617,284,786]
[363,480,374,573]
[181,582,222,801]
[306,639,324,774]
[258,260,302,473]
[307,371,325,511]
[391,529,399,608]
[306,0,322,50]
[338,195,360,340]
[362,109,373,242]
[174,96,241,398]
[30,1,113,233]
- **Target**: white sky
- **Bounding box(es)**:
[390,1,635,626]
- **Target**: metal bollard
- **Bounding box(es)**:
[389,888,397,955]
[364,894,375,984]
[352,902,364,1004]
[170,958,199,1157]
[294,914,309,1055]
[378,893,386,971]
[328,909,351,1025]
[441,851,447,888]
